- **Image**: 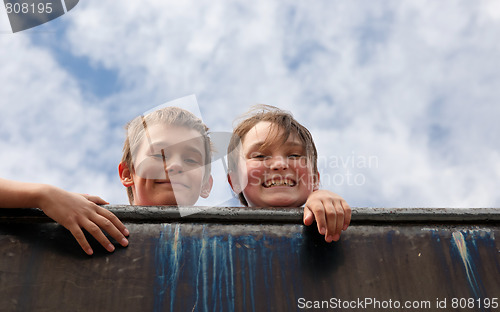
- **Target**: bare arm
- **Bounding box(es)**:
[0,178,129,255]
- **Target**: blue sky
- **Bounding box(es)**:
[1,0,499,207]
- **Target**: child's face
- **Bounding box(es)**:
[121,124,212,205]
[231,121,318,207]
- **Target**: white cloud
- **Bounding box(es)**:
[0,34,127,203]
[1,0,499,207]
[0,4,11,33]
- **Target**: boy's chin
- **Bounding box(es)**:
[135,198,177,206]
[133,193,178,206]
[260,195,306,208]
[156,195,199,206]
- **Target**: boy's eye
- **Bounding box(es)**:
[251,154,268,160]
[183,152,203,166]
[184,158,201,165]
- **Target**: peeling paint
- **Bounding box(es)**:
[152,224,304,311]
[1,219,499,311]
[451,231,481,299]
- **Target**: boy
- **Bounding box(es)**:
[118,107,213,206]
[227,105,351,242]
[0,178,129,255]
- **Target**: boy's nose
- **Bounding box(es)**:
[164,156,183,174]
[269,156,288,170]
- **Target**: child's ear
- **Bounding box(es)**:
[200,175,213,198]
[118,162,134,187]
[227,171,241,194]
[313,172,320,191]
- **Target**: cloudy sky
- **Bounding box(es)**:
[1,0,499,208]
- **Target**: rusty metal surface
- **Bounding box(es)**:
[3,206,500,223]
[0,207,499,312]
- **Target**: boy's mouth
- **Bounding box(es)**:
[155,180,189,189]
[262,177,297,188]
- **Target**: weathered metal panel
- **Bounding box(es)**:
[0,207,499,311]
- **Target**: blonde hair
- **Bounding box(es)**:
[227,104,318,206]
[121,107,212,204]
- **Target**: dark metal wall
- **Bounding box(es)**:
[0,207,499,311]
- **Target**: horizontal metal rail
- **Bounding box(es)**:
[1,206,499,224]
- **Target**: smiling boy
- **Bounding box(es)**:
[227,105,351,242]
[233,120,315,207]
[119,107,213,206]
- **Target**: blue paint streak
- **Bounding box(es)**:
[153,225,305,311]
[193,231,203,311]
[169,225,182,312]
[153,225,166,312]
[451,231,483,300]
[228,236,235,311]
[262,234,272,309]
[278,241,292,310]
[153,225,170,312]
[211,239,218,311]
[246,240,256,312]
[202,228,208,312]
[222,243,230,311]
[153,224,183,312]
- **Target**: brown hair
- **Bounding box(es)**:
[227,104,318,206]
[121,107,212,204]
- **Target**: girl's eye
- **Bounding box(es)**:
[288,154,302,158]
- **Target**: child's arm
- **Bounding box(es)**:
[303,190,351,243]
[0,178,129,255]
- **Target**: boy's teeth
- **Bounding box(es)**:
[264,179,296,187]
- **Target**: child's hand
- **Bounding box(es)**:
[38,185,129,255]
[303,190,351,242]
